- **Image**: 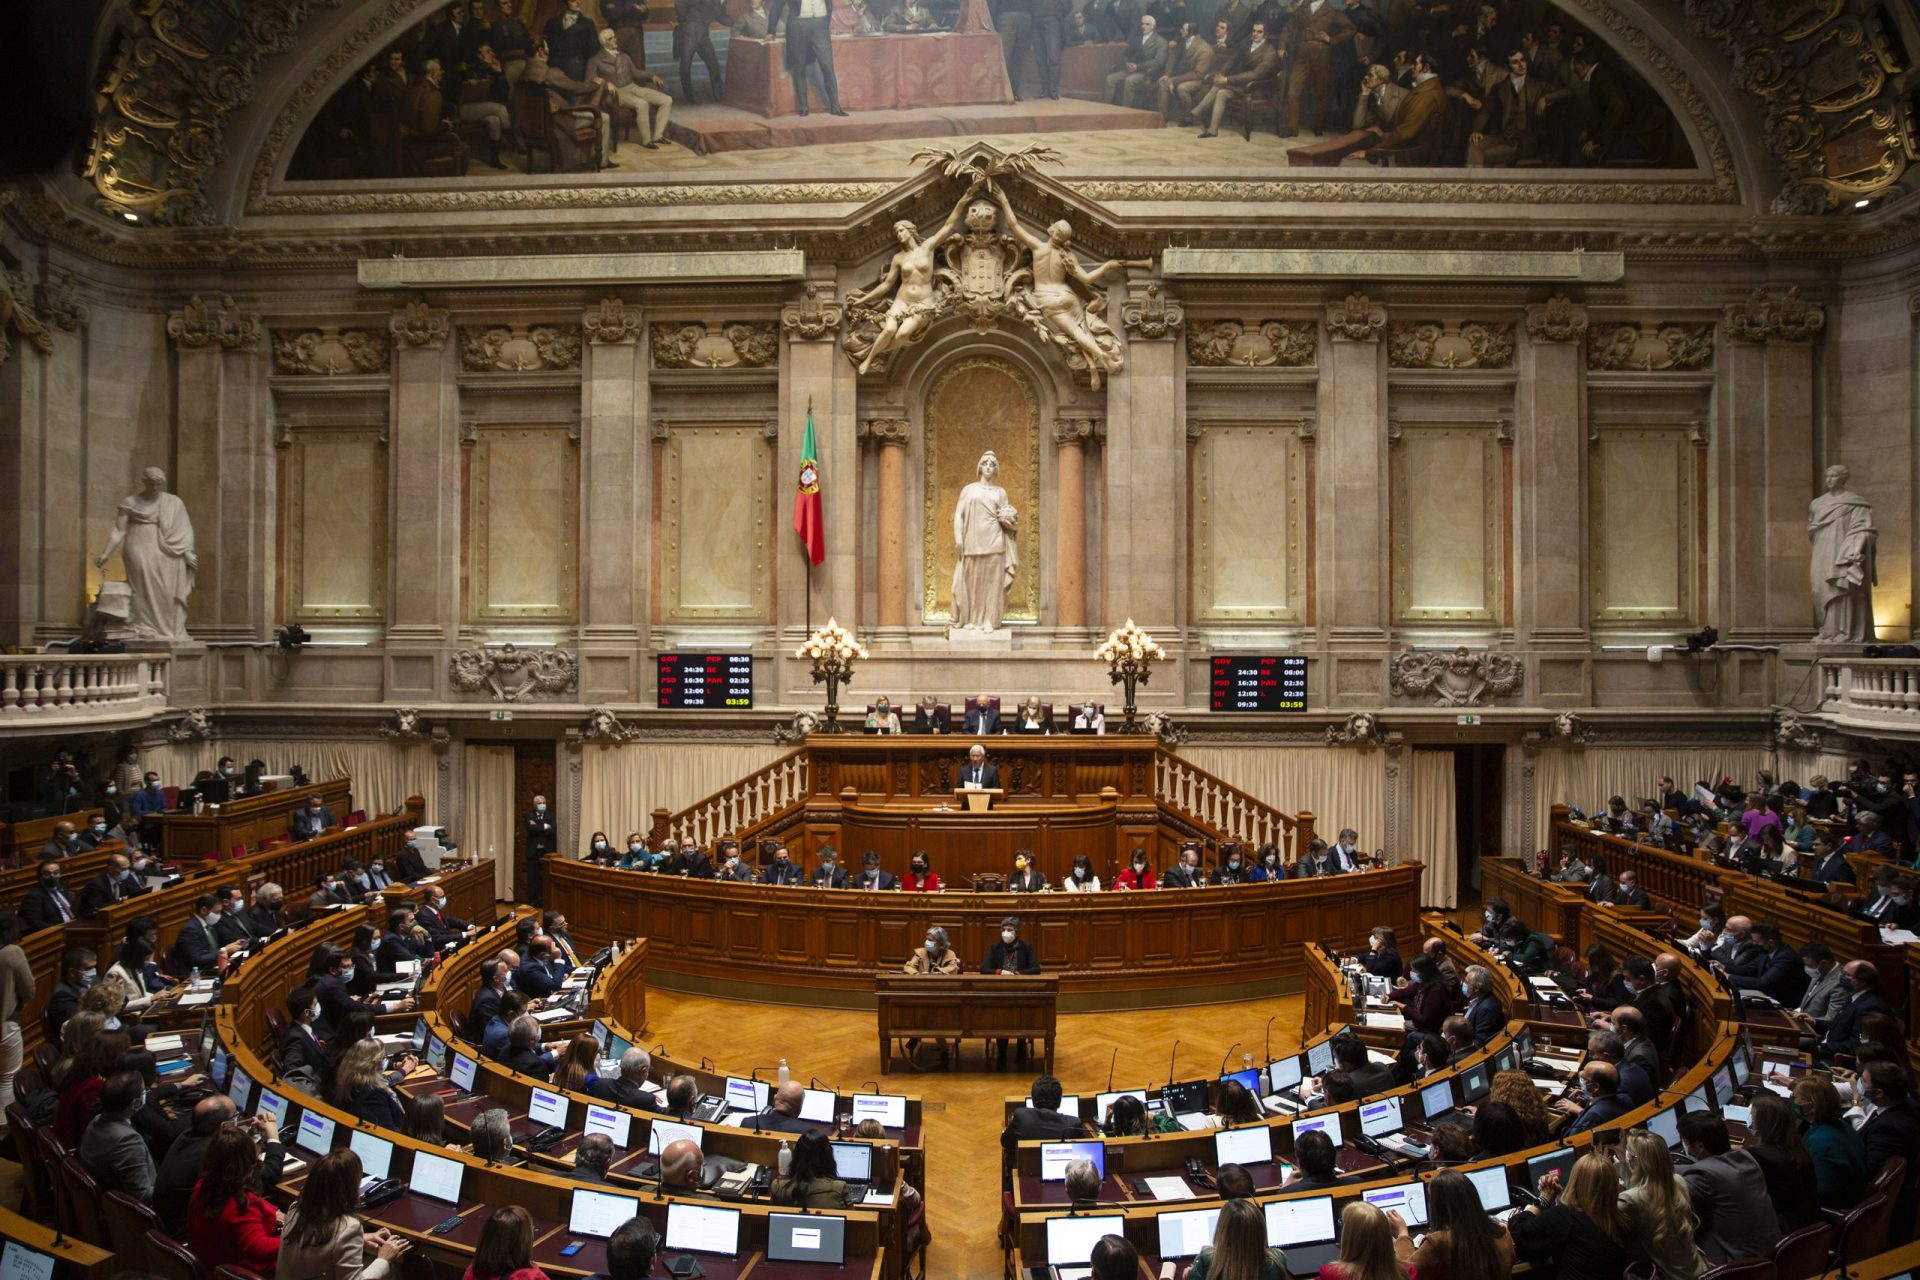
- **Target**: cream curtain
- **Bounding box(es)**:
[140,739,436,822]
[463,744,517,902]
[1411,749,1460,909]
[579,743,789,843]
[1532,747,1778,850]
[1173,747,1387,851]
[1776,750,1857,788]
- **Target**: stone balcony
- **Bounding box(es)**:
[0,653,172,733]
[1819,658,1920,737]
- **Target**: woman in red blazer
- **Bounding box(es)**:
[464,1206,553,1280]
[187,1126,281,1274]
[1115,849,1157,891]
[901,851,943,892]
[52,1029,129,1147]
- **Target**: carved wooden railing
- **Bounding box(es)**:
[652,748,810,848]
[0,652,169,722]
[1154,749,1314,859]
[1551,805,1720,916]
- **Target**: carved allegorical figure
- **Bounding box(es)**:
[951,451,1019,632]
[845,178,983,375]
[94,467,196,641]
[1808,463,1876,644]
[988,182,1145,389]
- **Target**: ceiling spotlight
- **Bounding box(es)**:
[120,210,139,222]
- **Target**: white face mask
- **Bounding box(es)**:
[925,940,938,952]
[593,842,608,851]
[341,966,355,982]
[629,843,644,854]
[1001,931,1016,944]
[536,804,547,813]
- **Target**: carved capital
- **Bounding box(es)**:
[1053,415,1103,446]
[37,273,91,333]
[762,418,780,442]
[168,294,259,352]
[1121,282,1183,340]
[0,267,53,366]
[649,417,672,443]
[1524,291,1589,343]
[781,283,844,342]
[863,416,911,448]
[1326,289,1387,342]
[584,295,642,345]
[390,300,450,350]
[1724,285,1826,344]
[1296,412,1317,442]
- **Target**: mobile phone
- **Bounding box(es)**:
[431,1216,465,1235]
[1591,1127,1622,1149]
[560,1243,585,1258]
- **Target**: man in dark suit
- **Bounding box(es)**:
[982,916,1040,975]
[1858,1061,1920,1183]
[1462,966,1505,1045]
[394,838,432,883]
[908,699,949,734]
[1163,845,1208,888]
[809,847,850,889]
[19,860,78,931]
[525,794,557,903]
[1193,19,1279,138]
[592,1047,663,1112]
[1295,839,1346,877]
[154,1096,286,1239]
[854,852,897,891]
[1557,1062,1634,1135]
[1809,832,1856,885]
[1468,49,1566,166]
[663,842,714,879]
[1607,869,1652,909]
[171,894,227,975]
[381,907,432,968]
[1726,922,1807,1006]
[515,938,567,999]
[210,884,259,948]
[1820,960,1896,1061]
[80,853,143,919]
[767,0,847,116]
[544,0,601,79]
[1840,810,1895,859]
[279,987,326,1083]
[243,882,286,937]
[418,885,473,943]
[315,947,412,1036]
[1280,0,1356,136]
[41,947,95,1046]
[543,910,582,969]
[960,743,1002,792]
[290,795,336,843]
[1104,12,1169,107]
[674,0,726,101]
[962,697,1002,735]
[1331,1035,1395,1097]
[1586,1029,1654,1107]
[761,845,804,886]
[750,1081,819,1133]
[1001,1075,1085,1151]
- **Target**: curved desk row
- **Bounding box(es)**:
[548,858,1424,1008]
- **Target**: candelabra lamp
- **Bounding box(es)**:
[797,618,869,732]
[1096,619,1166,732]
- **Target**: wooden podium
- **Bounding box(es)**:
[876,973,1058,1072]
[952,787,1004,813]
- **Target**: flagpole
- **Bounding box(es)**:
[804,396,814,637]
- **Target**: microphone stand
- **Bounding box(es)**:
[1106,1047,1118,1093]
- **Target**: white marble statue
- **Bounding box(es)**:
[94,466,196,641]
[1808,463,1876,644]
[950,450,1018,632]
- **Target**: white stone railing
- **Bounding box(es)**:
[1820,658,1920,732]
[664,748,810,848]
[0,653,170,723]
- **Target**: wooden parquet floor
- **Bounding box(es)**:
[641,987,1308,1280]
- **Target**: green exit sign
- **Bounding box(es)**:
[1456,714,1480,726]
[490,709,513,722]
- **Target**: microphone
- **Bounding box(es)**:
[862,1080,879,1093]
[1106,1047,1119,1093]
[1168,1039,1181,1089]
[1218,1043,1239,1080]
[1264,1016,1275,1063]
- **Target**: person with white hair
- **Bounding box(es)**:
[586,27,673,152]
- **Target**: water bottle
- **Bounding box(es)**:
[190,966,201,990]
[777,1058,790,1086]
[777,1140,792,1177]
[1241,1051,1252,1072]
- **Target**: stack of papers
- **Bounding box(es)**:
[532,1006,573,1023]
[1881,928,1920,945]
[1175,1113,1221,1132]
[1362,1011,1405,1029]
[176,991,216,1008]
[1142,1176,1193,1200]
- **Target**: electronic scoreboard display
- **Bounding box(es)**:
[657,654,753,709]
[1209,655,1307,712]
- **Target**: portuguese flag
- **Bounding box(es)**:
[792,406,825,566]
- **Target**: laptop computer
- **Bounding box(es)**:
[768,1212,847,1265]
[1156,1207,1221,1261]
[1362,1180,1429,1229]
[831,1140,874,1198]
[1465,1165,1516,1221]
[1213,1124,1274,1168]
[1266,1194,1339,1275]
[1045,1213,1124,1280]
[1039,1140,1105,1181]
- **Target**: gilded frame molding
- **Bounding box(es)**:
[919,355,1041,625]
[1189,421,1306,624]
[659,421,774,623]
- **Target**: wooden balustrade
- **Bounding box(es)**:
[1551,806,1719,915]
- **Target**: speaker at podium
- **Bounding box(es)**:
[952,787,1005,813]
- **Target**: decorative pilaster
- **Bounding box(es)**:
[1518,292,1590,660]
[863,417,911,630]
[169,294,265,641]
[1321,290,1388,637]
[580,296,648,642]
[778,273,858,638]
[1053,415,1103,632]
[387,301,457,642]
[1104,272,1184,634]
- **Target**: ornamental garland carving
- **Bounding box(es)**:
[1187,319,1316,367]
[651,322,778,369]
[1326,290,1388,342]
[583,296,642,345]
[459,324,583,372]
[1524,293,1589,343]
[390,301,449,349]
[1389,646,1524,707]
[0,267,55,367]
[168,293,259,351]
[1722,285,1827,344]
[1587,322,1715,372]
[1386,321,1515,370]
[37,273,92,333]
[1121,283,1183,340]
[448,644,579,703]
[780,284,843,341]
[271,327,389,375]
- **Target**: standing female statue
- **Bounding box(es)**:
[95,467,197,641]
[1808,463,1875,644]
[951,451,1018,632]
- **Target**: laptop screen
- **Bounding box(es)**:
[450,1053,477,1091]
[1306,1040,1335,1075]
[727,1078,769,1114]
[1363,1180,1430,1228]
[1039,1140,1105,1181]
[852,1093,907,1128]
[349,1129,394,1180]
[607,1032,633,1062]
[227,1065,254,1113]
[1682,1086,1713,1114]
[1292,1113,1343,1149]
[1466,1165,1511,1212]
[1516,1028,1533,1062]
[768,1212,847,1266]
[0,1241,56,1280]
[1458,1064,1491,1103]
[1095,1089,1146,1119]
[1046,1214,1123,1266]
[1163,1080,1209,1114]
[1360,1096,1403,1138]
[527,1088,569,1129]
[295,1108,336,1157]
[1213,1125,1274,1167]
[570,1188,643,1239]
[409,1150,464,1204]
[1157,1208,1221,1260]
[800,1088,837,1122]
[1527,1147,1578,1193]
[1027,1094,1082,1117]
[425,1034,448,1072]
[256,1089,291,1131]
[583,1104,633,1148]
[1731,1043,1752,1087]
[1268,1055,1303,1093]
[1419,1078,1454,1121]
[412,1017,429,1050]
[1266,1195,1336,1247]
[1647,1107,1682,1149]
[649,1119,704,1155]
[830,1141,874,1182]
[664,1203,741,1256]
[591,1019,610,1049]
[1219,1068,1261,1096]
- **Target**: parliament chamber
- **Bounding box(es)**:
[10,0,1920,1276]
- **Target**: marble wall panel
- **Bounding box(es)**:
[1590,429,1694,623]
[1392,426,1499,622]
[1191,424,1303,621]
[661,424,771,621]
[285,428,387,621]
[469,426,578,621]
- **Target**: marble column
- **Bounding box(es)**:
[1320,290,1389,637]
[1722,286,1826,639]
[1517,293,1591,660]
[1104,278,1186,632]
[777,275,856,641]
[864,417,911,630]
[1053,414,1102,632]
[579,297,649,650]
[387,300,457,644]
[168,294,267,642]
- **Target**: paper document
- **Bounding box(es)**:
[1144,1177,1193,1201]
[862,1189,892,1205]
[147,1034,186,1052]
[176,991,215,1008]
[1362,1011,1405,1029]
[1881,928,1920,945]
[1176,1112,1221,1132]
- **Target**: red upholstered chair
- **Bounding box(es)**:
[58,1153,110,1246]
[1826,1191,1892,1266]
[962,696,1002,732]
[146,1229,210,1280]
[104,1191,164,1268]
[1765,1221,1831,1280]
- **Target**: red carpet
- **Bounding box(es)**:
[664,98,1165,154]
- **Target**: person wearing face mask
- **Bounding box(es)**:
[1116,848,1156,890]
[20,859,78,931]
[1818,960,1895,1062]
[718,846,759,883]
[1008,851,1047,892]
[418,886,475,943]
[903,926,961,974]
[585,830,615,863]
[1357,926,1403,980]
[663,840,714,880]
[279,986,327,1085]
[1294,838,1342,878]
[761,843,804,887]
[1469,897,1512,949]
[78,1069,159,1203]
[307,871,352,913]
[617,833,658,872]
[523,793,557,904]
[902,851,942,891]
[855,851,898,890]
[1854,1061,1920,1190]
[1070,700,1104,734]
[171,893,231,976]
[1063,855,1101,893]
[864,697,901,734]
[128,770,168,818]
[314,944,413,1037]
[1246,842,1285,883]
[38,820,82,860]
[1164,843,1207,889]
[982,916,1040,976]
[42,947,96,1046]
[74,813,114,853]
[810,846,850,890]
[291,795,337,842]
[1209,846,1248,886]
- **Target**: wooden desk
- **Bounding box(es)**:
[834,798,1133,882]
[549,858,1422,1007]
[875,973,1057,1072]
[1719,873,1910,1012]
[1301,942,1356,1041]
[382,857,499,940]
[0,808,105,865]
[0,1201,117,1278]
[1481,857,1588,945]
[720,31,1013,116]
[150,776,351,860]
